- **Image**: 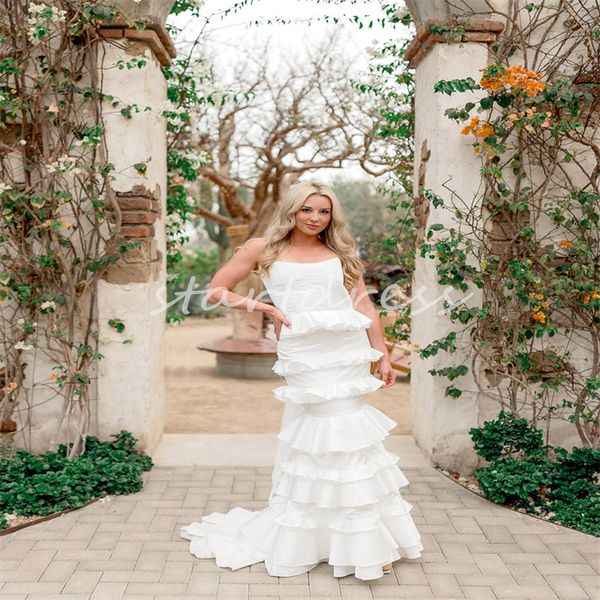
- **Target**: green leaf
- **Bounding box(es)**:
[434,77,480,96]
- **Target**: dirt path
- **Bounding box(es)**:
[165,315,412,434]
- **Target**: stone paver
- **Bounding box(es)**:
[0,456,598,599]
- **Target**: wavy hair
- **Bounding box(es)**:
[253,181,364,292]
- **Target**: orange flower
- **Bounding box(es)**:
[2,381,17,394]
[532,311,546,323]
[535,293,544,300]
[461,116,494,139]
[49,373,58,381]
[461,116,480,135]
[480,64,545,97]
[478,122,494,138]
[558,240,574,248]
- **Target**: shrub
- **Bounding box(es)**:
[0,431,152,525]
[474,456,552,512]
[469,411,599,536]
[470,409,547,462]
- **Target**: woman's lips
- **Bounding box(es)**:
[307,224,320,229]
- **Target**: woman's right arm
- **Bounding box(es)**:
[204,237,273,314]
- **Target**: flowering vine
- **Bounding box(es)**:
[420,7,599,449]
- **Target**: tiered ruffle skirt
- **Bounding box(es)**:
[180,308,424,580]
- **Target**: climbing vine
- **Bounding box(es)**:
[0,0,205,455]
[417,3,599,448]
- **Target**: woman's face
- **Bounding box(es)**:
[294,193,332,237]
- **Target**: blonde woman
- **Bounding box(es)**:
[181,181,423,580]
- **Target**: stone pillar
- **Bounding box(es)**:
[94,1,175,453]
[403,11,503,472]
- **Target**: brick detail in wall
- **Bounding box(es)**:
[102,187,162,284]
[404,18,505,68]
[97,19,176,67]
[107,186,161,239]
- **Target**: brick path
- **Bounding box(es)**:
[0,459,598,600]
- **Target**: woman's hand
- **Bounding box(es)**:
[267,306,291,341]
[376,356,396,388]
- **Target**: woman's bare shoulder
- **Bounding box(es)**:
[239,237,268,262]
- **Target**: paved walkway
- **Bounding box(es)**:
[0,436,598,600]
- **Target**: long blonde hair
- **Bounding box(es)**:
[254,181,364,292]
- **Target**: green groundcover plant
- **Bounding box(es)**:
[0,431,152,528]
[470,410,600,536]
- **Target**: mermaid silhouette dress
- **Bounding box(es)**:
[180,256,424,580]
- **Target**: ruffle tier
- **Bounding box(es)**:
[273,463,409,508]
[273,347,383,376]
[280,444,401,482]
[266,307,373,341]
[276,403,397,454]
[273,374,385,404]
[180,493,424,580]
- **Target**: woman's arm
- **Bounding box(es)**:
[205,237,272,315]
[352,275,395,387]
[352,275,389,357]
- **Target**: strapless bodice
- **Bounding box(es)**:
[260,256,374,340]
[260,256,355,314]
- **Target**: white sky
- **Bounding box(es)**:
[169,0,410,183]
[172,1,392,66]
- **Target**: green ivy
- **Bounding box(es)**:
[0,431,152,527]
[469,411,599,535]
[469,409,546,461]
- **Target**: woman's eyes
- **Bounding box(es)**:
[301,208,329,214]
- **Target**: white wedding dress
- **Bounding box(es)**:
[180,256,424,580]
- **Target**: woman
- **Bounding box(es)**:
[180,181,423,580]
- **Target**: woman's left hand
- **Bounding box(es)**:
[376,357,396,388]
